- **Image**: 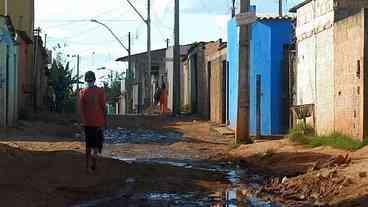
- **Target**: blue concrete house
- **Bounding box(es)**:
[0,16,17,128]
[227,14,293,136]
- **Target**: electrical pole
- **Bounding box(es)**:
[44,34,47,48]
[166,38,170,49]
[279,0,283,17]
[232,0,236,17]
[147,0,152,106]
[173,0,180,115]
[236,0,252,144]
[126,0,152,108]
[33,28,41,112]
[76,54,80,92]
[127,32,131,113]
[4,0,7,16]
[90,19,131,101]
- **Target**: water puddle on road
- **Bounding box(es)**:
[75,158,282,207]
[103,128,183,145]
[76,128,282,206]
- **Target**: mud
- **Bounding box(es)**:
[74,158,282,207]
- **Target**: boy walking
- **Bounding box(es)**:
[79,71,106,173]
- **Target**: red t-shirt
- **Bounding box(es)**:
[79,87,106,127]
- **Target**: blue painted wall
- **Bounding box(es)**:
[250,19,292,136]
[227,18,239,130]
[227,17,292,135]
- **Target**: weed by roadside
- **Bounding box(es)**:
[288,124,368,151]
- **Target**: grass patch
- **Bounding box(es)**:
[309,133,363,151]
[288,124,368,151]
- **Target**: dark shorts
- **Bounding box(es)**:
[84,127,104,153]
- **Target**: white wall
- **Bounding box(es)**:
[296,0,336,134]
[165,45,192,112]
[166,47,174,111]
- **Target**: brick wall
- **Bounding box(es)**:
[296,0,335,134]
[205,42,227,124]
[334,9,365,140]
[195,44,209,119]
[295,0,368,139]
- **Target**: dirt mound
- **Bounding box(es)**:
[263,155,354,205]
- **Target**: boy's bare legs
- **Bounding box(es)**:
[86,147,92,173]
[91,149,98,171]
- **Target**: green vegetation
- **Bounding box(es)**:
[102,71,124,105]
[288,123,368,151]
[48,53,81,113]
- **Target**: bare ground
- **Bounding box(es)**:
[1,113,368,206]
[227,139,368,206]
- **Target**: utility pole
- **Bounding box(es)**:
[44,34,47,48]
[127,32,131,113]
[126,0,152,107]
[4,0,7,16]
[147,0,152,106]
[166,38,170,49]
[236,0,252,144]
[279,0,283,17]
[90,19,131,112]
[232,0,236,17]
[173,0,180,115]
[76,54,80,92]
[33,28,41,112]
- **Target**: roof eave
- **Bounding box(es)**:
[289,0,313,13]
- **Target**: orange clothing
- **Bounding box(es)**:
[79,87,106,127]
[160,88,168,114]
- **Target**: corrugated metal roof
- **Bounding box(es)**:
[256,15,295,20]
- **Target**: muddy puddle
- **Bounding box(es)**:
[75,128,283,206]
[74,158,282,207]
[103,128,183,144]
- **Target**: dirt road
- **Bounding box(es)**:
[0,114,273,206]
[1,113,368,206]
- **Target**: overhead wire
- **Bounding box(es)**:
[151,0,173,43]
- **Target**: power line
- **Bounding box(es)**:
[38,19,137,23]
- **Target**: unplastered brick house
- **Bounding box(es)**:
[290,0,368,140]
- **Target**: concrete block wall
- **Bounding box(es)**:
[205,41,227,124]
[165,46,191,112]
[295,0,368,140]
[195,44,209,119]
[296,0,336,134]
[334,9,365,140]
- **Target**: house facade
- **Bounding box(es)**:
[227,11,293,136]
[0,16,17,128]
[206,40,227,124]
[16,30,33,112]
[249,17,293,136]
[181,42,216,120]
[165,45,191,112]
[227,18,239,130]
[0,0,35,112]
[291,0,368,140]
[33,35,50,111]
[117,48,166,114]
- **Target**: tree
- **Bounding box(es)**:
[48,53,81,113]
[103,71,123,105]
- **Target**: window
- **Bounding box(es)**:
[357,60,361,79]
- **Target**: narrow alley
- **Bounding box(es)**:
[0,114,276,206]
[2,0,368,206]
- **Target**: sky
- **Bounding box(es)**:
[35,0,303,85]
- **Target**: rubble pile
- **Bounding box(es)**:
[264,154,353,204]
